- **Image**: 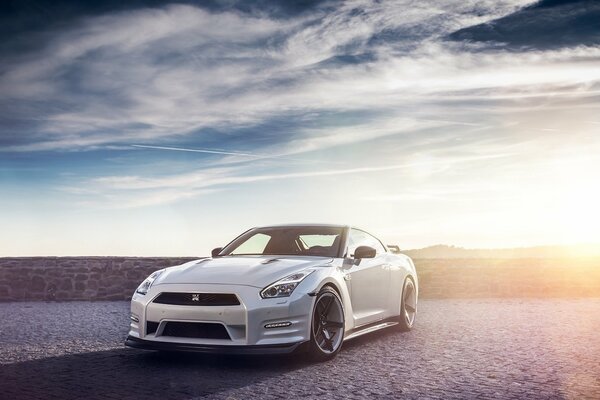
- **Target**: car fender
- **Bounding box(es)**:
[304,266,355,332]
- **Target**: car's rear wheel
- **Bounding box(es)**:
[307,287,345,361]
[397,277,417,331]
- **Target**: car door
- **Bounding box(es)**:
[345,228,390,326]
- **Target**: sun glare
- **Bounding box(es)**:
[553,162,600,245]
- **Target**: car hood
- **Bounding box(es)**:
[155,256,333,288]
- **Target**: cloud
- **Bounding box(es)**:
[72,150,516,208]
[4,0,588,155]
[130,144,344,165]
[3,0,600,209]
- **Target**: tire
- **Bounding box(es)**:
[397,277,417,332]
[307,287,345,362]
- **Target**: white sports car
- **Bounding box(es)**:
[125,224,418,360]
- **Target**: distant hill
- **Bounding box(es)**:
[403,244,600,259]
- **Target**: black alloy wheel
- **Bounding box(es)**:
[308,287,345,361]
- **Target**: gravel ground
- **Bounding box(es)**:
[1,299,599,399]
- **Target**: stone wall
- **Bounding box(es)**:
[415,258,600,298]
[0,257,197,301]
[0,256,599,301]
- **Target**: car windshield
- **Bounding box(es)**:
[220,226,344,258]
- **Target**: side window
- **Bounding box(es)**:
[230,233,271,255]
[348,229,386,257]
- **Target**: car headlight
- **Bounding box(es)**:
[260,270,315,299]
[135,269,165,295]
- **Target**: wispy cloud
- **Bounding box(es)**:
[131,144,281,159]
[6,0,598,156]
[75,151,516,208]
[130,144,342,165]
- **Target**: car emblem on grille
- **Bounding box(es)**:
[191,294,200,302]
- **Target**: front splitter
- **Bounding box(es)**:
[125,336,306,355]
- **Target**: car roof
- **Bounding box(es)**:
[255,223,349,229]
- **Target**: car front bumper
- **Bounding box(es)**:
[125,335,305,354]
[126,283,315,353]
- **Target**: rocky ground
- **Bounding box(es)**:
[1,299,599,399]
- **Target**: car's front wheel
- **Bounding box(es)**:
[307,287,345,361]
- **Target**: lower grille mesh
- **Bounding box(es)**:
[162,322,231,340]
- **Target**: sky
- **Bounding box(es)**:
[1,0,600,256]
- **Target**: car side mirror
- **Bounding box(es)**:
[354,246,376,259]
[211,247,223,258]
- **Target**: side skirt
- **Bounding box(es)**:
[343,318,399,341]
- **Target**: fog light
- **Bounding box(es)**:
[130,315,139,323]
[264,321,292,329]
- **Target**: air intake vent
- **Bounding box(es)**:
[153,292,240,306]
[162,322,231,340]
[146,321,159,335]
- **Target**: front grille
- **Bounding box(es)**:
[153,292,240,306]
[162,322,231,340]
[146,321,159,335]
